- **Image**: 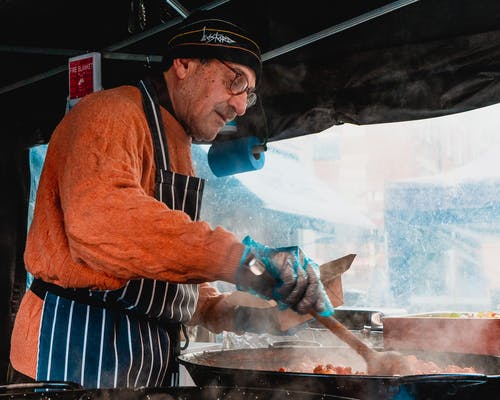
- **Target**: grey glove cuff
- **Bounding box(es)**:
[234,305,296,335]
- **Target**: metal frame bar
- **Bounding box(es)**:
[0,45,163,62]
[262,0,419,61]
[165,0,190,18]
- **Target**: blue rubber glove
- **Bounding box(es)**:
[236,236,334,317]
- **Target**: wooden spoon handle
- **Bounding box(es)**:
[311,311,376,361]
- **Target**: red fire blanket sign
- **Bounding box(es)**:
[68,52,102,106]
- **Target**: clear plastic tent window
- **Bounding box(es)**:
[27,143,48,288]
[193,104,500,314]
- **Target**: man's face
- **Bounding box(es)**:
[176,59,257,142]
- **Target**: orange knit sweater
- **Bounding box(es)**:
[10,85,245,377]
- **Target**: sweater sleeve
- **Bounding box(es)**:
[26,87,244,289]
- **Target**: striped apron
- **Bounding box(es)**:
[33,79,205,388]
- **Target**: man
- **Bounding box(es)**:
[9,12,333,388]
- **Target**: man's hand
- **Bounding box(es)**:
[236,236,334,317]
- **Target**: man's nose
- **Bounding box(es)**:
[228,93,248,116]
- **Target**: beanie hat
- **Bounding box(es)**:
[163,15,262,84]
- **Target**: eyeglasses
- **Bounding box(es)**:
[216,59,257,108]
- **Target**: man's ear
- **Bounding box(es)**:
[172,58,192,79]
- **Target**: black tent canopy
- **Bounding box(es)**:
[2,0,500,145]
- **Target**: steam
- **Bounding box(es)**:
[384,315,498,371]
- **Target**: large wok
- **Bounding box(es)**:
[0,383,359,400]
[178,346,500,400]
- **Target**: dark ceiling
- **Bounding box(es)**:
[2,0,500,146]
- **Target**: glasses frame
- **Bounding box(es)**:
[216,59,257,108]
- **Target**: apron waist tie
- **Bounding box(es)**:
[30,278,107,307]
[29,278,182,332]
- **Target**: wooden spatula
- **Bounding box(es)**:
[311,311,412,375]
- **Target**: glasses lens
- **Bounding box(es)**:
[220,60,257,108]
[247,92,257,108]
[230,75,248,95]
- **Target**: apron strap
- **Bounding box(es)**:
[138,79,172,172]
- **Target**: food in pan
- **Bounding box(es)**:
[397,355,477,374]
[278,354,478,375]
[312,364,364,375]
